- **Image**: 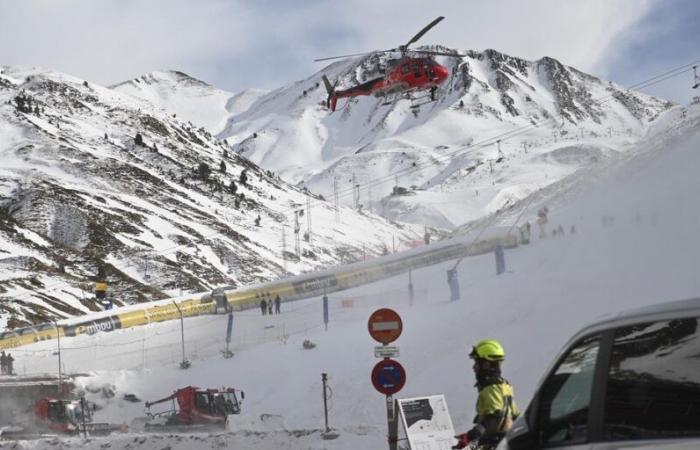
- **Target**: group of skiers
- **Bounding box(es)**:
[0,351,14,375]
[260,295,281,315]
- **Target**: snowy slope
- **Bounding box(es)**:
[211,49,670,229]
[110,71,255,135]
[5,102,700,449]
[0,65,423,328]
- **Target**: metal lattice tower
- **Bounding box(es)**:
[352,174,359,210]
[333,176,339,222]
[281,225,287,273]
[306,195,312,243]
[368,186,372,213]
[294,212,301,258]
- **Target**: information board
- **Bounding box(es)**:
[397,394,455,450]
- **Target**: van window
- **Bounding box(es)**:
[604,318,700,440]
[537,335,600,445]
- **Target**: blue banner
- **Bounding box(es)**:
[495,245,505,275]
[225,313,233,344]
[323,295,329,325]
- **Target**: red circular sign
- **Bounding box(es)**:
[371,358,406,395]
[368,308,403,344]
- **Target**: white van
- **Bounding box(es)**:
[497,298,700,450]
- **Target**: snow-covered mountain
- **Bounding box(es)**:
[212,48,671,228]
[111,71,266,134]
[0,66,422,329]
[0,46,675,328]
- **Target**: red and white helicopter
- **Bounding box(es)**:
[316,16,463,111]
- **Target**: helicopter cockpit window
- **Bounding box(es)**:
[412,62,421,76]
[401,64,409,74]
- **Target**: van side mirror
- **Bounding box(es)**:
[240,391,245,400]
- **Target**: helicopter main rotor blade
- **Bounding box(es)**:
[314,52,372,62]
[405,16,445,49]
[411,50,466,57]
[314,48,398,62]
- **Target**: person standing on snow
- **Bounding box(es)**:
[0,351,6,375]
[260,298,267,315]
[274,295,281,314]
[453,340,519,450]
[5,352,13,375]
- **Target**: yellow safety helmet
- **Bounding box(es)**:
[470,339,505,362]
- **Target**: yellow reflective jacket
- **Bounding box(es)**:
[476,378,520,435]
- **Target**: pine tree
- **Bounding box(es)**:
[135,132,144,146]
[239,169,248,186]
[219,160,226,173]
[197,162,211,181]
[228,180,237,194]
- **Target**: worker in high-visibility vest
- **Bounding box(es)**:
[453,340,519,450]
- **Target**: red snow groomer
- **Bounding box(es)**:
[142,386,244,431]
[34,397,85,434]
[32,397,124,436]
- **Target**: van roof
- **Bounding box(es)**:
[578,297,700,336]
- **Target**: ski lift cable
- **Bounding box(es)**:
[6,59,699,307]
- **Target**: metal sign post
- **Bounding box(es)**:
[322,373,330,433]
[172,301,190,369]
[387,394,399,450]
[369,309,405,450]
[53,321,62,395]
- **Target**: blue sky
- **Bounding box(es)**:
[598,0,700,103]
[0,0,697,103]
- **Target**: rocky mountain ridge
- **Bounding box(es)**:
[209,48,670,227]
[0,66,420,329]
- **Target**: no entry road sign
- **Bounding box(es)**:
[371,358,406,395]
[368,308,403,344]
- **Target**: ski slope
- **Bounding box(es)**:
[4,104,700,449]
